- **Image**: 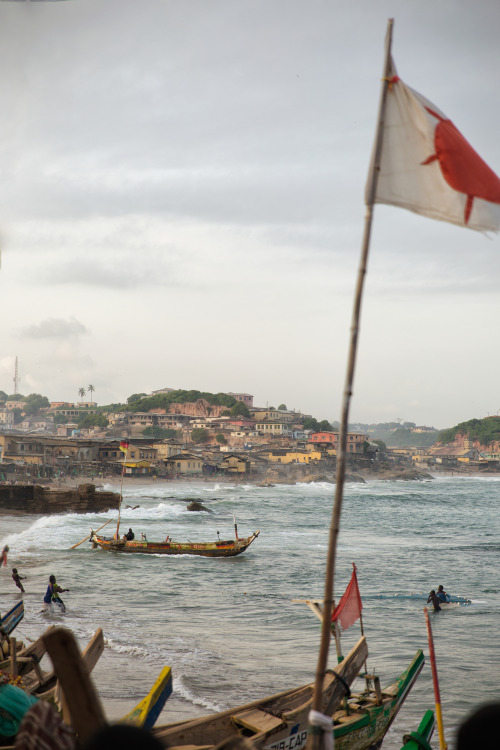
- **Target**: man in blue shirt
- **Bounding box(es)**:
[436,585,450,603]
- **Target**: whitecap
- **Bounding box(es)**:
[172,675,225,713]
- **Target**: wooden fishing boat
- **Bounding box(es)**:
[35,627,173,745]
[90,530,260,557]
[152,636,367,747]
[0,626,104,708]
[0,626,55,682]
[401,710,435,750]
[120,666,173,729]
[0,601,25,659]
[151,638,423,750]
[331,649,424,750]
[0,627,174,745]
[0,601,24,638]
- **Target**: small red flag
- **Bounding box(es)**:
[332,563,363,631]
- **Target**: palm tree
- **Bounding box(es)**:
[78,387,86,404]
[88,384,95,403]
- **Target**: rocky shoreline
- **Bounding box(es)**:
[255,467,434,486]
[3,466,479,504]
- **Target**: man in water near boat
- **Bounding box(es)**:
[43,575,69,612]
[427,590,441,611]
[124,528,135,541]
[12,568,26,594]
[436,585,450,603]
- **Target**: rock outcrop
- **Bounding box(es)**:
[186,500,212,512]
[376,468,434,481]
[0,483,120,515]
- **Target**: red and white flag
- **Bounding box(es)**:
[370,58,500,232]
[331,563,362,632]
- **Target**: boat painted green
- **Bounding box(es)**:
[401,710,435,750]
[331,649,425,750]
[152,640,423,750]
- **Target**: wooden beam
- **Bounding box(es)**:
[9,637,17,677]
[43,627,107,742]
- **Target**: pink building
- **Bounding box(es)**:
[309,431,366,454]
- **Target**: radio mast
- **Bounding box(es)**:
[13,356,20,395]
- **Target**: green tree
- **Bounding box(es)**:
[78,387,86,403]
[127,393,147,404]
[0,390,8,402]
[88,384,95,402]
[372,439,387,452]
[437,417,500,446]
[302,417,320,431]
[122,389,239,414]
[318,419,333,431]
[190,428,209,444]
[216,433,227,444]
[78,413,108,429]
[230,401,250,418]
[278,403,287,411]
[12,408,24,424]
[23,394,50,416]
[7,394,25,401]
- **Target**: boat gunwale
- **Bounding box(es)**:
[91,531,260,557]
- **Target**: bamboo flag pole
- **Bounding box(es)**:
[116,442,129,539]
[424,607,448,750]
[307,19,394,750]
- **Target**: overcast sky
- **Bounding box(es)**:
[0,0,499,429]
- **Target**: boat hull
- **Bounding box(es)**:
[121,666,173,729]
[401,710,435,750]
[152,643,423,750]
[266,650,425,750]
[1,601,24,635]
[91,531,260,557]
[154,637,369,748]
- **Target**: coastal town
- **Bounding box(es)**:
[0,386,497,486]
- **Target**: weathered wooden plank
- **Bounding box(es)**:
[43,627,107,742]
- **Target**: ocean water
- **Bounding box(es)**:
[1,475,499,749]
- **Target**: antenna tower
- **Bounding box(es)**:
[13,356,20,394]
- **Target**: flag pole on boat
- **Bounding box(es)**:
[116,440,129,539]
[307,18,394,750]
[424,607,448,749]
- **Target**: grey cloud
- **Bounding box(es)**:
[20,317,89,339]
[37,243,199,290]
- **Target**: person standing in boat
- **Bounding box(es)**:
[43,575,69,612]
[12,568,26,593]
[124,528,135,541]
[436,585,450,603]
[427,590,441,611]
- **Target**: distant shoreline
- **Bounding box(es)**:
[32,466,500,493]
